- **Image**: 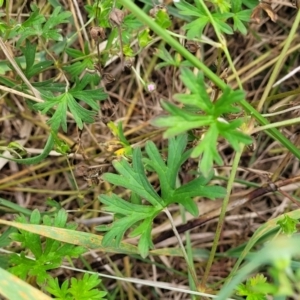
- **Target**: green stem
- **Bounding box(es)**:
[252,117,300,134]
[180,205,197,292]
[265,87,300,102]
[256,9,300,112]
[201,145,243,288]
[118,0,300,161]
[0,134,54,165]
[164,208,199,289]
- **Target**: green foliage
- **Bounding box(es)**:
[209,0,231,13]
[155,46,182,69]
[0,228,16,269]
[152,68,252,175]
[97,134,226,257]
[85,0,112,28]
[33,75,106,132]
[6,141,27,157]
[19,40,53,79]
[175,0,251,38]
[0,134,55,165]
[9,209,85,285]
[236,274,268,300]
[138,29,152,47]
[236,261,300,298]
[3,0,296,298]
[8,5,71,46]
[45,274,107,300]
[63,47,95,79]
[277,215,299,235]
[3,4,108,134]
[107,121,132,156]
[242,0,259,9]
[154,9,172,29]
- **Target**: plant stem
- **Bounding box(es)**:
[256,9,300,112]
[164,208,199,289]
[200,146,243,289]
[252,117,300,134]
[180,205,197,292]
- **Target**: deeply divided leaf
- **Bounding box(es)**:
[99,134,225,255]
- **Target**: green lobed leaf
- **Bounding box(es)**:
[155,119,211,138]
[48,98,68,132]
[177,69,213,112]
[101,217,141,247]
[16,211,43,258]
[21,7,45,28]
[137,222,153,258]
[46,277,70,299]
[213,16,233,35]
[138,28,152,48]
[133,148,164,206]
[68,273,106,299]
[43,29,63,41]
[153,102,214,137]
[155,9,172,29]
[67,93,96,129]
[179,197,199,216]
[70,88,106,110]
[233,17,247,35]
[211,0,231,13]
[99,194,156,216]
[63,61,88,78]
[277,215,298,235]
[183,18,209,39]
[173,177,226,200]
[123,13,143,30]
[21,39,36,76]
[155,47,178,68]
[27,61,53,78]
[9,209,85,285]
[218,119,253,150]
[175,0,205,17]
[62,47,94,77]
[236,273,268,299]
[236,9,252,21]
[191,125,223,175]
[213,88,244,115]
[33,80,65,94]
[231,0,242,13]
[166,134,190,187]
[17,27,41,47]
[145,141,170,200]
[99,194,158,256]
[99,132,230,255]
[104,152,162,207]
[43,6,72,32]
[65,48,85,59]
